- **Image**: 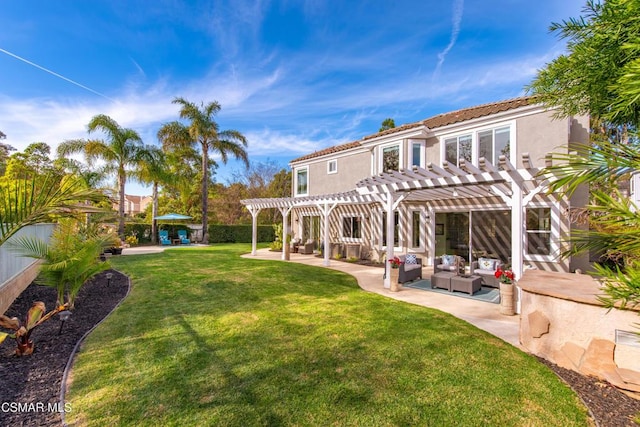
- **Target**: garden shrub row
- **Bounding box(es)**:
[208,225,275,243]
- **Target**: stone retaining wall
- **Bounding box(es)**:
[519,269,640,395]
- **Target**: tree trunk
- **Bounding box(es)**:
[118,168,126,239]
[201,142,209,244]
[151,181,159,244]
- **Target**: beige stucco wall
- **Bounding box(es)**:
[519,269,640,394]
[515,110,571,165]
[298,150,371,196]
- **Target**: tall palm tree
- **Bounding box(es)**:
[158,97,249,243]
[58,114,146,238]
[132,146,172,243]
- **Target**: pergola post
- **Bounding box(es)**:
[314,202,338,266]
[247,205,262,256]
[278,206,293,261]
[511,180,524,313]
[382,192,407,288]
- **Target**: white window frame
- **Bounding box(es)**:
[378,142,403,174]
[340,213,363,242]
[410,209,424,250]
[380,209,402,250]
[440,121,516,168]
[524,203,560,262]
[294,166,309,197]
[327,159,337,174]
[409,140,425,169]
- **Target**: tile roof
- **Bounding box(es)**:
[290,96,538,163]
[291,141,362,163]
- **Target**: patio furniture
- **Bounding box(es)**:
[159,230,171,246]
[431,272,455,291]
[450,275,482,295]
[434,255,463,273]
[178,229,191,245]
[398,254,422,283]
[471,257,503,287]
[297,239,315,254]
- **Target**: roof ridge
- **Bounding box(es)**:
[290,95,540,164]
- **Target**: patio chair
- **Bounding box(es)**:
[178,229,191,245]
[159,230,171,246]
[298,239,315,254]
[471,257,503,287]
[398,254,422,283]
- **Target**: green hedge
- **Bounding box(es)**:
[124,224,152,243]
[208,225,275,243]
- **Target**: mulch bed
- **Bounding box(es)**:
[1,270,639,426]
[0,270,128,427]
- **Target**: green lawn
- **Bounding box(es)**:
[66,244,589,426]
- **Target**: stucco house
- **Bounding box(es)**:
[242,96,591,289]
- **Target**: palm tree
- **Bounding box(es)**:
[58,114,147,238]
[542,140,640,310]
[132,146,172,243]
[158,98,249,243]
[0,174,106,246]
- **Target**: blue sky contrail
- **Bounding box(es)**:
[0,47,116,102]
[433,0,464,79]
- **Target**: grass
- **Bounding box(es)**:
[66,244,590,426]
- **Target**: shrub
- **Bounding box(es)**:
[208,224,275,243]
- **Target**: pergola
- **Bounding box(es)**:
[241,153,555,289]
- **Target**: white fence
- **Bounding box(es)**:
[0,224,55,287]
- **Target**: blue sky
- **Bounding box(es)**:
[1,0,584,195]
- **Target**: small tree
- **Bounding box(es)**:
[379,118,396,132]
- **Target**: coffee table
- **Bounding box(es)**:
[431,272,455,291]
[450,275,482,295]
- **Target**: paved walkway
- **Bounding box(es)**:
[122,245,520,348]
[243,249,521,349]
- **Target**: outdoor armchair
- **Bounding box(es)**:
[398,254,422,283]
[159,230,172,246]
[178,229,191,245]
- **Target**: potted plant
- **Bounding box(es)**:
[495,267,516,315]
[388,256,403,292]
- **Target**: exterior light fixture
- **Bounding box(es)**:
[58,310,72,335]
[106,272,113,286]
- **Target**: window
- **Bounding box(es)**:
[382,211,400,246]
[382,145,400,172]
[479,126,510,164]
[295,167,308,196]
[411,142,423,168]
[443,126,511,166]
[327,159,337,174]
[526,208,551,255]
[342,216,362,239]
[411,211,421,248]
[445,134,472,166]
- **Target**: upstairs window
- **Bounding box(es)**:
[443,125,512,167]
[382,145,400,172]
[295,167,308,196]
[411,141,425,168]
[327,159,337,174]
[479,126,510,164]
[445,134,472,166]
